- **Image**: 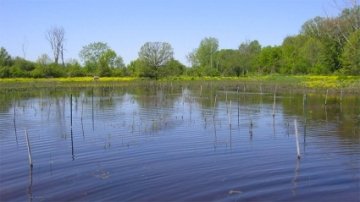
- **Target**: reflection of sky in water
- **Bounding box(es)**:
[0,87,359,201]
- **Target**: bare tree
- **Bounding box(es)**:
[22,37,28,59]
[329,0,360,43]
[139,42,174,68]
[46,26,65,65]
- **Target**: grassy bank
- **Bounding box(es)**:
[160,75,360,88]
[1,75,359,90]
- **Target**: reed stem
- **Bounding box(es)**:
[213,95,217,119]
[13,100,18,143]
[92,88,94,131]
[324,89,328,105]
[294,119,301,159]
[25,130,33,167]
[70,94,72,128]
[237,86,240,126]
[272,93,276,117]
[228,100,232,127]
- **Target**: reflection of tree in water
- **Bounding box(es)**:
[1,82,359,144]
[128,83,183,133]
[282,93,360,143]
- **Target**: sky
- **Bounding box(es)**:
[0,0,342,65]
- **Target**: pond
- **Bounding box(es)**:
[0,81,359,201]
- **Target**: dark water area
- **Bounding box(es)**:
[1,82,359,201]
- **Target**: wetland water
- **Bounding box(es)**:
[0,82,359,201]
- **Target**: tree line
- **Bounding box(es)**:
[0,5,359,78]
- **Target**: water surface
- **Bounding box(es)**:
[1,82,359,201]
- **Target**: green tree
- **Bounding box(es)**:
[127,59,147,77]
[0,47,11,78]
[258,46,282,74]
[281,35,312,74]
[300,4,360,73]
[79,42,123,76]
[66,59,85,77]
[301,17,340,72]
[31,63,65,78]
[159,59,185,77]
[299,37,328,74]
[79,42,110,73]
[11,57,35,77]
[98,49,124,76]
[0,47,12,67]
[214,49,242,76]
[138,42,174,79]
[188,37,219,75]
[341,30,360,74]
[238,40,261,74]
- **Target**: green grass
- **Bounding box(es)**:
[1,75,359,90]
[160,75,360,89]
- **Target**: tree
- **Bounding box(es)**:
[98,49,124,76]
[258,46,282,74]
[300,5,360,73]
[66,59,84,77]
[127,59,147,77]
[238,40,261,74]
[0,47,12,67]
[11,57,35,77]
[80,42,109,64]
[79,42,123,75]
[37,54,52,66]
[281,35,308,74]
[341,30,360,74]
[138,42,174,79]
[159,59,185,77]
[188,37,219,70]
[99,50,124,68]
[214,49,242,76]
[46,26,65,65]
[301,17,342,72]
[79,42,110,67]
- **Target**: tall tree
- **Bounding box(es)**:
[79,42,110,65]
[37,54,52,66]
[0,47,12,67]
[138,42,174,79]
[341,29,360,74]
[79,42,124,76]
[98,49,124,76]
[139,42,173,67]
[214,49,242,76]
[46,26,65,65]
[238,40,261,73]
[299,37,327,74]
[258,46,282,74]
[79,42,110,74]
[189,37,219,68]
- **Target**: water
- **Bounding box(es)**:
[1,82,359,201]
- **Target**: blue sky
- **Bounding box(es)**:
[0,0,341,65]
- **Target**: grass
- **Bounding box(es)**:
[160,75,360,89]
[0,77,138,88]
[0,77,137,83]
[1,75,359,90]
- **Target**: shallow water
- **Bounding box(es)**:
[0,83,359,201]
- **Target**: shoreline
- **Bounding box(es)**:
[0,75,359,91]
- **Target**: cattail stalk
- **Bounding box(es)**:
[272,93,276,117]
[70,94,72,128]
[294,119,301,159]
[325,89,328,105]
[25,130,33,167]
